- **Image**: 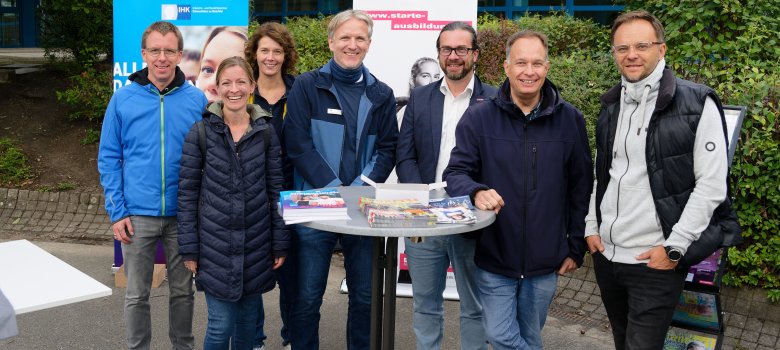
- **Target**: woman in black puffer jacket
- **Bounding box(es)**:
[177,56,289,350]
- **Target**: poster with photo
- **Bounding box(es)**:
[353,0,478,300]
[112,1,247,92]
[111,0,247,269]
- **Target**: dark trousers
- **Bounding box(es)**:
[592,252,686,350]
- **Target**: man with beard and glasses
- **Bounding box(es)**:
[395,21,496,350]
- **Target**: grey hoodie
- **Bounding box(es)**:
[584,60,728,264]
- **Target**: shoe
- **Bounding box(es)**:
[283,344,291,350]
[252,346,265,350]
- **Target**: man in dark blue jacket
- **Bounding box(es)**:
[282,9,398,350]
[443,30,592,350]
[396,21,496,350]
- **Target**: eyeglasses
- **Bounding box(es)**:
[612,42,663,55]
[438,47,475,57]
[145,48,180,58]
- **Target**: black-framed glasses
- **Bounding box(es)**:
[145,48,180,58]
[438,47,475,57]
[612,41,663,55]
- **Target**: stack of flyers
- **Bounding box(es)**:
[280,188,350,224]
[359,197,437,228]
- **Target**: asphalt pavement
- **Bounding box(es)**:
[0,240,614,349]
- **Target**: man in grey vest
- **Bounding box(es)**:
[584,10,735,350]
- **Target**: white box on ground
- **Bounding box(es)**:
[360,175,446,203]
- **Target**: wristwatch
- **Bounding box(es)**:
[664,246,683,262]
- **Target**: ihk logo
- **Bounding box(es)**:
[161,4,191,20]
[177,5,191,20]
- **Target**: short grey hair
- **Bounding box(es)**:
[328,9,373,39]
[505,30,549,61]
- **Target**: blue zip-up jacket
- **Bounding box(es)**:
[178,103,288,301]
[98,67,207,222]
[443,78,593,278]
[283,60,398,190]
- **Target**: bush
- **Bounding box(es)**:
[38,0,113,70]
[626,0,780,301]
[56,67,113,122]
[0,138,33,185]
[285,16,332,73]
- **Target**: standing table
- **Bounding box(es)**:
[301,186,495,350]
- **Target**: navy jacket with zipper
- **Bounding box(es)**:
[443,78,593,278]
[177,102,288,301]
[283,60,398,190]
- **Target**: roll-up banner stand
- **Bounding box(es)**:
[354,0,478,300]
[111,1,247,270]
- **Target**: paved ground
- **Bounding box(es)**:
[0,240,614,349]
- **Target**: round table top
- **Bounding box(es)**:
[299,186,495,237]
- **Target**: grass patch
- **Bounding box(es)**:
[80,128,100,145]
[0,138,33,184]
[38,181,77,192]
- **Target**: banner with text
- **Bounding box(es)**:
[113,0,247,92]
[111,1,247,268]
[354,0,478,300]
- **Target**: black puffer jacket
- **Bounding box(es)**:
[178,102,289,301]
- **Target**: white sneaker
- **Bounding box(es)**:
[283,344,291,350]
[252,346,265,350]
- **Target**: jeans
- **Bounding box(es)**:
[592,252,686,350]
[404,235,486,350]
[122,215,194,350]
[204,292,263,350]
[255,231,297,348]
[476,267,558,350]
[290,226,373,350]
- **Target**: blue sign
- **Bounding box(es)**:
[112,0,247,91]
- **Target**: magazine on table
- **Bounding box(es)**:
[280,188,350,224]
[359,197,437,228]
[428,196,476,224]
[358,196,477,227]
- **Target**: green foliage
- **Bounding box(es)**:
[548,52,620,148]
[475,14,519,86]
[80,128,101,145]
[625,0,780,300]
[38,181,77,193]
[285,16,333,73]
[38,0,113,70]
[0,138,33,185]
[513,12,611,56]
[56,68,113,122]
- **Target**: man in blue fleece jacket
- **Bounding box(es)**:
[443,30,592,350]
[98,21,206,350]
